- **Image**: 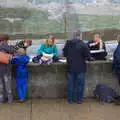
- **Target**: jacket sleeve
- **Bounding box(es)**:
[11,57,19,65]
[87,40,91,47]
[53,45,58,56]
[112,49,117,71]
[103,42,107,56]
[63,40,69,57]
[37,44,44,55]
[24,56,30,64]
[87,40,92,48]
[83,43,91,61]
[1,45,14,54]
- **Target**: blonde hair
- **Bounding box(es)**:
[45,35,56,46]
[94,34,103,50]
[17,48,25,55]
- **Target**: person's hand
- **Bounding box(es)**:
[89,42,98,47]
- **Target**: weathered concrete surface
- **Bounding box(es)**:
[12,61,120,98]
[1,99,120,120]
[0,101,31,120]
[31,99,120,120]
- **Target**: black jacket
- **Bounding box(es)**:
[63,39,91,73]
[87,40,107,60]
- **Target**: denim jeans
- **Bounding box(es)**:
[116,72,120,86]
[67,72,85,103]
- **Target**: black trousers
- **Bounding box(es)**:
[32,55,59,63]
[91,52,107,60]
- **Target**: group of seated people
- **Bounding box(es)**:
[32,33,108,64]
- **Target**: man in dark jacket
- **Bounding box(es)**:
[63,30,91,104]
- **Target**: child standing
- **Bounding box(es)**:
[11,48,30,102]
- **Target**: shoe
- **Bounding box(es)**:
[68,100,73,104]
[8,94,13,103]
[77,101,82,104]
[76,100,83,104]
[18,99,26,103]
[0,98,4,103]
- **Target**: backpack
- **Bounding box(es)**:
[93,84,117,103]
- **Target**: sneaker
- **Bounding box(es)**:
[76,101,83,104]
[0,98,4,103]
[8,94,13,103]
[76,100,83,104]
[18,99,25,103]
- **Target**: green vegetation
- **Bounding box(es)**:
[0,6,120,35]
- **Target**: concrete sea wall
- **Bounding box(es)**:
[12,61,120,98]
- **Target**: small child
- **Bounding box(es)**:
[11,48,30,102]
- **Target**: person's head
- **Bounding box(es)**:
[72,30,81,39]
[17,48,25,55]
[24,40,32,47]
[93,34,102,42]
[45,35,55,46]
[0,34,9,44]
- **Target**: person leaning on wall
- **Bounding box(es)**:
[63,30,92,104]
[87,33,107,60]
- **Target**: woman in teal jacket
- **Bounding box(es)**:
[37,36,58,63]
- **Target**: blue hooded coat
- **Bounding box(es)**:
[11,55,30,100]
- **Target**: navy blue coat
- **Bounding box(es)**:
[112,43,120,72]
[63,39,91,73]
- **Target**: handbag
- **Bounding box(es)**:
[0,52,12,64]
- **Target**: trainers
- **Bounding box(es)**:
[8,94,13,103]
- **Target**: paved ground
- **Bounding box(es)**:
[0,99,120,120]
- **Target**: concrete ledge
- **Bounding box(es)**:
[12,61,120,98]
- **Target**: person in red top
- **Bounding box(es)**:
[0,35,14,103]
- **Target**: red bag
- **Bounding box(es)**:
[0,52,12,64]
